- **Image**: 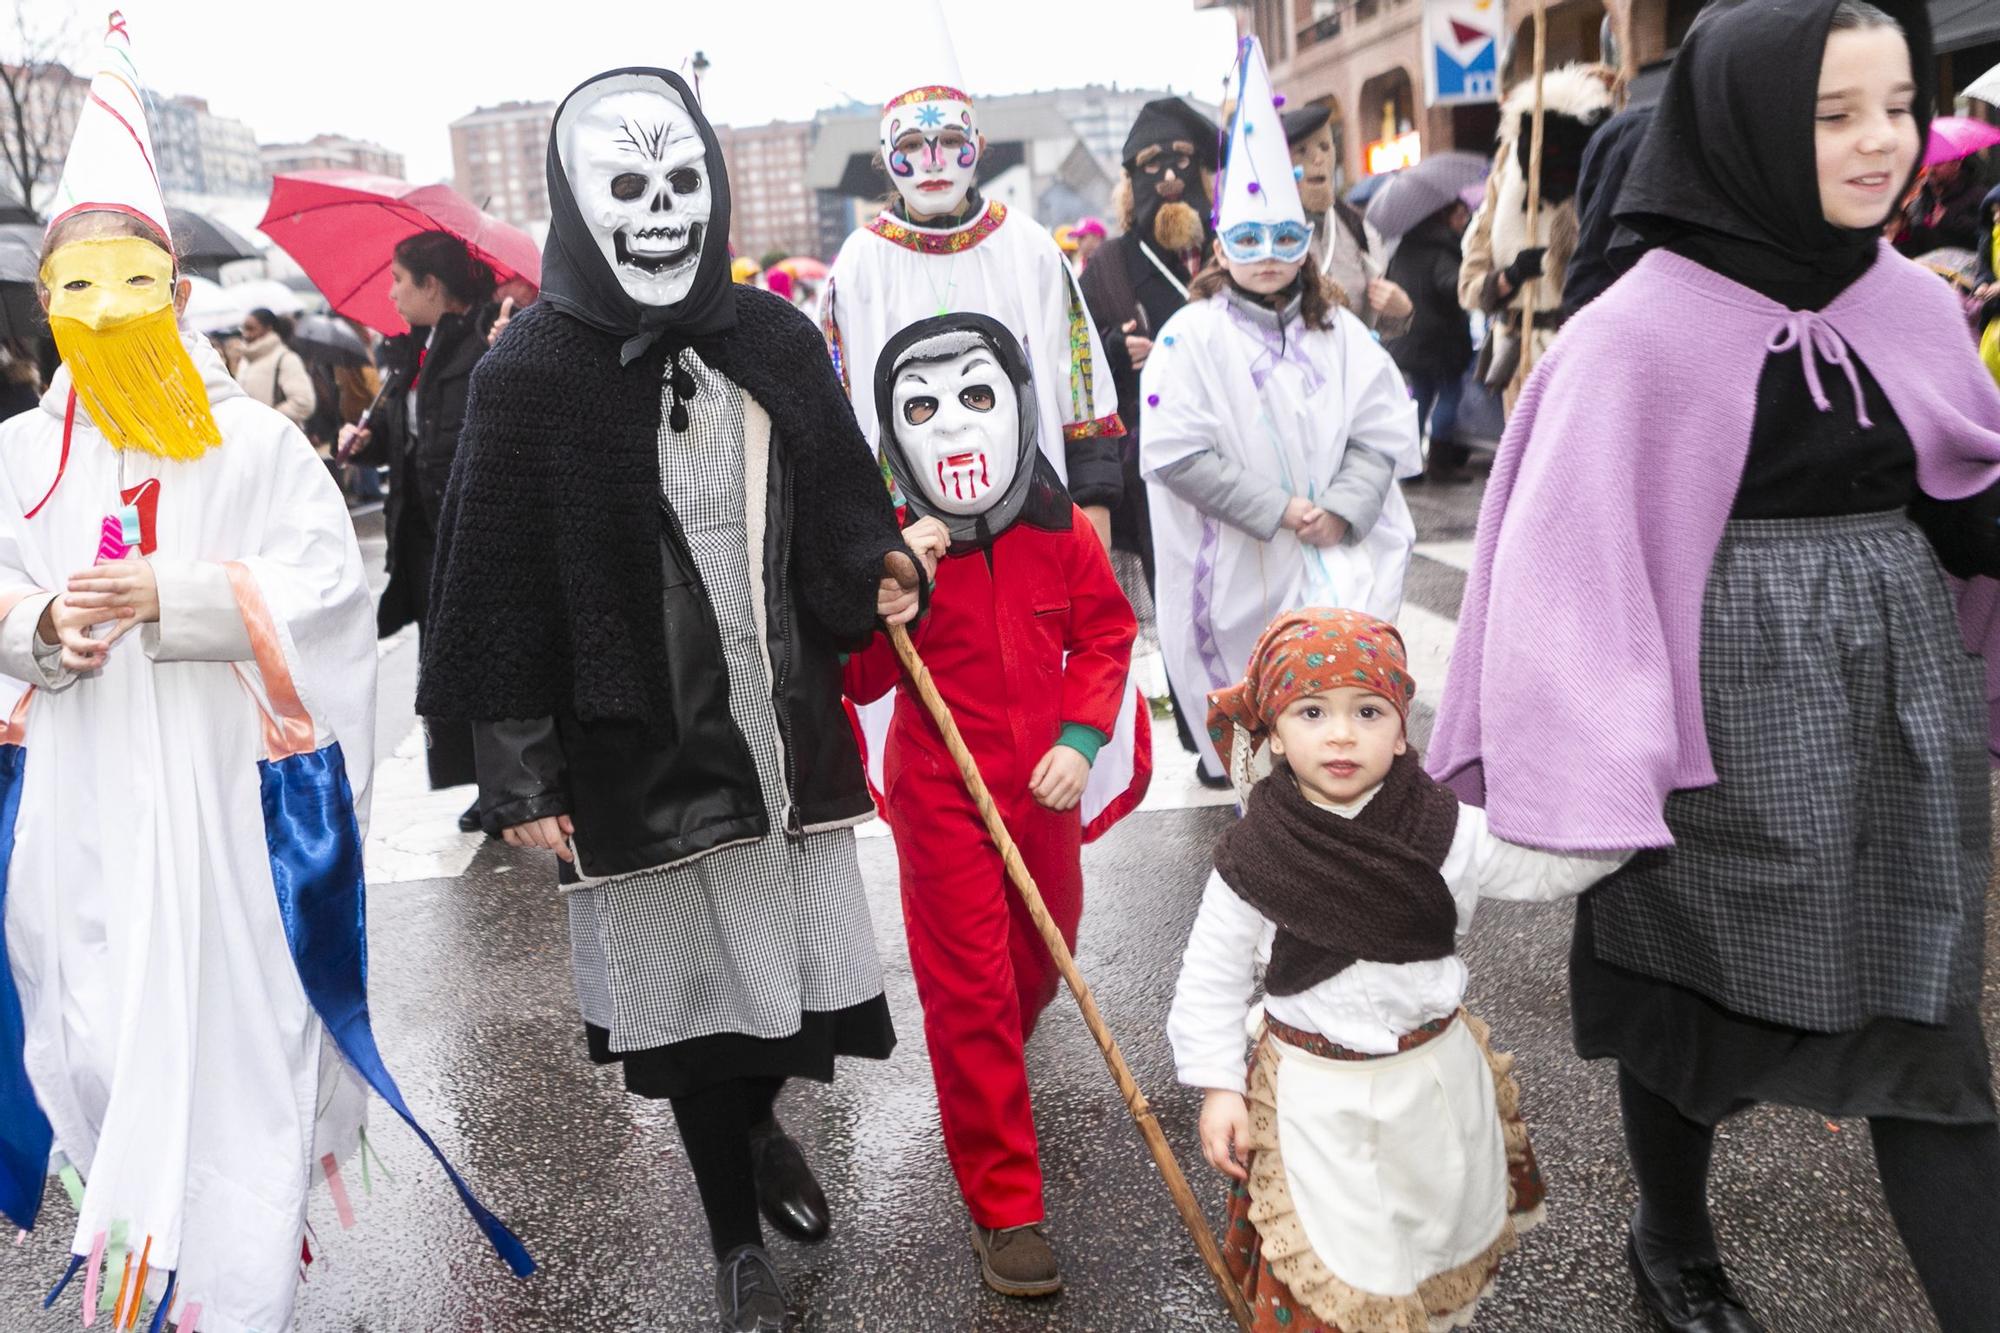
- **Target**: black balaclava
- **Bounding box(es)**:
[875,313,1070,553]
[540,67,737,390]
[1121,97,1218,258]
[1615,0,1934,308]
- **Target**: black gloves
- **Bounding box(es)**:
[1502,246,1548,290]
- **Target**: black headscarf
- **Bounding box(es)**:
[1614,0,1934,309]
[875,313,1070,553]
[540,68,737,368]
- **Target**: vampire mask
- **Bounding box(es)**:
[559,77,713,307]
[876,313,1069,551]
[881,86,981,219]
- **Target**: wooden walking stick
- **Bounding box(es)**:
[887,622,1258,1333]
[1512,0,1551,395]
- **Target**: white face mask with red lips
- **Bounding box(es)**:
[880,87,980,219]
[890,346,1021,516]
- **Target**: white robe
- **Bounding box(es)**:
[0,335,376,1333]
[819,198,1123,479]
[1140,299,1421,771]
[821,200,1149,833]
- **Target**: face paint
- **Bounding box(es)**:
[41,235,173,330]
[880,87,980,218]
[891,347,1020,515]
[561,85,712,307]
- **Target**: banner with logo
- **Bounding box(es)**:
[1423,0,1502,107]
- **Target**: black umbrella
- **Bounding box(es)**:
[286,312,369,368]
[166,207,259,276]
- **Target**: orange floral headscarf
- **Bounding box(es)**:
[1206,608,1417,764]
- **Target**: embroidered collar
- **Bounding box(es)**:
[868,200,1008,256]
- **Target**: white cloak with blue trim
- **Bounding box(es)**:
[0,334,376,1333]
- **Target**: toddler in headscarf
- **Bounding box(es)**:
[1167,607,1625,1331]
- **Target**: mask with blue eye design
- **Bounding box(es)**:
[1220,218,1314,265]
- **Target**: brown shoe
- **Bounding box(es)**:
[971,1223,1063,1297]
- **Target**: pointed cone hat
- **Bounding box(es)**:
[48,11,172,244]
[880,0,975,136]
[1216,36,1306,235]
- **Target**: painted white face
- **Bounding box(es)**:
[561,82,712,306]
[892,347,1020,515]
[880,91,980,218]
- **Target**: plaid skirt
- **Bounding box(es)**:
[1588,510,1990,1034]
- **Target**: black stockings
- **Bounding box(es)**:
[1617,1065,2000,1333]
[668,1075,784,1258]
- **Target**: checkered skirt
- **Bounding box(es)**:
[1589,510,1991,1033]
[567,351,886,1052]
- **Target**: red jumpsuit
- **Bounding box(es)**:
[845,506,1136,1229]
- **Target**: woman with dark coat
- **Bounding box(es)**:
[418,67,930,1333]
[1433,3,2000,1330]
[340,231,495,819]
[1384,202,1476,481]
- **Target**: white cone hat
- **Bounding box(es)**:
[1216,36,1306,235]
[880,0,975,144]
[48,11,172,243]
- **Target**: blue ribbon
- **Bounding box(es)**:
[0,742,52,1233]
[261,743,534,1277]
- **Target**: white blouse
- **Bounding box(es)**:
[1168,794,1626,1092]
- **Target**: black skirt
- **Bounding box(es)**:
[584,993,896,1100]
[1572,897,1995,1127]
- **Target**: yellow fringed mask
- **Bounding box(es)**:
[40,235,220,460]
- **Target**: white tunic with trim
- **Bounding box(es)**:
[1139,298,1422,772]
[0,336,376,1333]
[1168,790,1620,1300]
[819,198,1123,476]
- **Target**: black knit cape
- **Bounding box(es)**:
[416,286,906,727]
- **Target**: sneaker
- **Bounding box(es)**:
[971,1223,1063,1298]
[715,1244,790,1332]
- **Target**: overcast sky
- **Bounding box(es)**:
[13,1,1241,184]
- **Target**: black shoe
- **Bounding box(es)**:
[1195,758,1231,791]
[457,800,482,834]
[715,1244,790,1332]
[749,1120,830,1243]
[1627,1232,1764,1332]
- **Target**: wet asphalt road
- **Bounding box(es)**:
[0,476,1984,1332]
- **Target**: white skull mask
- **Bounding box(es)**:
[891,346,1021,515]
[560,79,712,307]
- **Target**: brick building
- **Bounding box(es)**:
[449,101,556,226]
[262,134,406,181]
[715,119,818,262]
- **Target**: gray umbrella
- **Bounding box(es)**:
[0,223,45,340]
[1364,151,1490,238]
[287,312,370,368]
[165,207,259,277]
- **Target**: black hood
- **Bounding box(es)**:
[540,67,736,365]
[874,313,1070,553]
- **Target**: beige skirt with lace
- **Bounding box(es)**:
[1220,1010,1545,1333]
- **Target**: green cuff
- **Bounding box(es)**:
[1055,722,1107,766]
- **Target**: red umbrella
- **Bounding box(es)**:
[257,170,541,335]
[1924,116,2000,169]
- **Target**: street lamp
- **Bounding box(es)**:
[692,50,710,99]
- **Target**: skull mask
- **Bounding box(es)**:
[890,343,1021,515]
[559,78,712,307]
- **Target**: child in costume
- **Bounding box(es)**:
[0,16,528,1332]
[1140,37,1423,784]
[1169,607,1623,1332]
[843,313,1137,1299]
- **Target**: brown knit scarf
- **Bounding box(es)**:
[1213,751,1462,997]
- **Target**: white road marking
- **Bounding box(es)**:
[1414,540,1476,574]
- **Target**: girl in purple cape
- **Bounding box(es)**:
[1430,2,2000,1330]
